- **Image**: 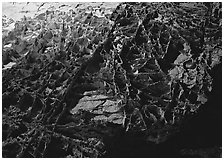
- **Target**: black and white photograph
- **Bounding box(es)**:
[2,2,222,158]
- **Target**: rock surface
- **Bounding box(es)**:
[2,2,222,158]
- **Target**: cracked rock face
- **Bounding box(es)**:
[2,2,221,158]
[80,2,219,144]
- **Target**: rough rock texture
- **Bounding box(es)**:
[2,2,222,158]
